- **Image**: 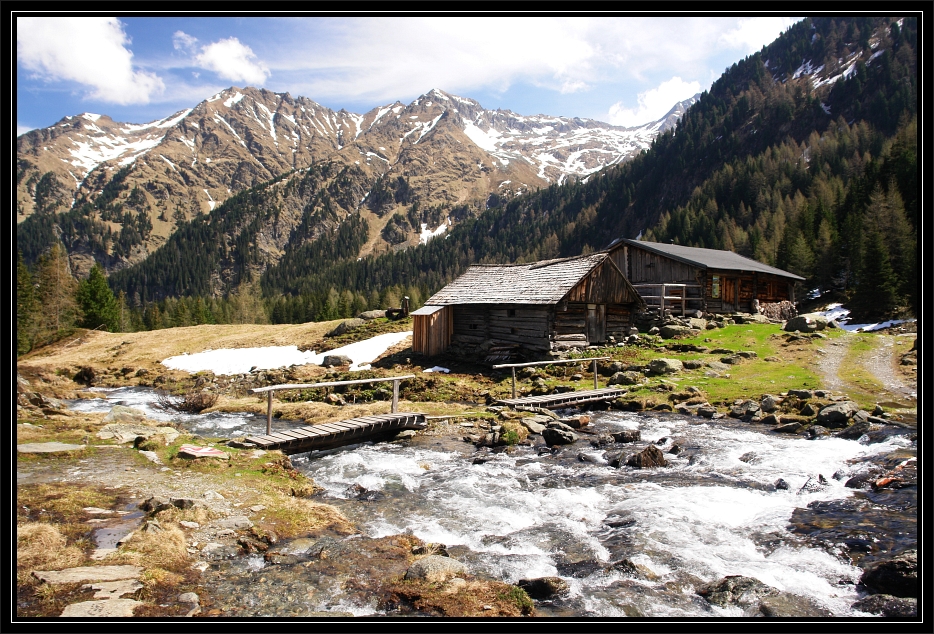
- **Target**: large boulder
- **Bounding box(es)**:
[321,354,353,368]
[357,310,386,320]
[660,324,691,339]
[404,555,467,583]
[542,426,578,446]
[730,400,760,418]
[325,318,365,337]
[852,594,917,617]
[102,405,148,425]
[611,429,641,443]
[626,445,668,468]
[608,371,644,386]
[760,395,779,413]
[860,550,917,598]
[517,577,569,599]
[816,401,860,428]
[785,313,829,332]
[834,420,873,440]
[647,358,683,375]
[698,575,778,608]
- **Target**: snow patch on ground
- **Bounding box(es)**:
[161,331,412,375]
[423,367,450,373]
[814,303,916,332]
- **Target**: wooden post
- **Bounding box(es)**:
[392,379,399,413]
[266,391,273,435]
[592,358,598,390]
[511,367,517,399]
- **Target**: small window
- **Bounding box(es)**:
[711,276,720,298]
[507,309,516,317]
[470,323,478,330]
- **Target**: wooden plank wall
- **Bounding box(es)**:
[606,305,633,338]
[487,306,553,351]
[565,261,640,304]
[621,247,700,284]
[412,307,452,356]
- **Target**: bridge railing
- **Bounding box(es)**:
[492,357,611,399]
[251,375,416,434]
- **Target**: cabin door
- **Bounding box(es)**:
[722,278,737,312]
[586,304,606,344]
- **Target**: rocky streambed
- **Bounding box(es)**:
[30,387,916,619]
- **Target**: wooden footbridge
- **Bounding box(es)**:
[493,357,627,410]
[243,376,426,454]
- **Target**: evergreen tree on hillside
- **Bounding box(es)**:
[851,230,899,319]
[77,264,120,331]
[34,243,80,343]
[16,250,37,356]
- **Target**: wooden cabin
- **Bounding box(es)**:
[607,239,805,315]
[412,253,645,357]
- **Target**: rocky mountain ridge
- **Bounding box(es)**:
[17,87,697,274]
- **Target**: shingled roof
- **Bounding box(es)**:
[426,253,615,305]
[619,239,805,280]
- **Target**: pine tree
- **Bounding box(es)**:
[77,264,119,331]
[16,250,38,356]
[851,230,898,319]
[34,243,80,343]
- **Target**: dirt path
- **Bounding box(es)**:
[816,333,916,405]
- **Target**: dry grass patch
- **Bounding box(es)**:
[256,493,355,539]
[17,483,119,532]
[112,525,188,571]
[16,522,86,583]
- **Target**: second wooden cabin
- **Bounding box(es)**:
[412,253,645,358]
[607,239,804,315]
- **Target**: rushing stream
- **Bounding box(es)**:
[67,388,916,617]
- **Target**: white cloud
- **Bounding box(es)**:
[17,17,164,105]
[195,37,269,85]
[606,76,701,127]
[173,30,199,52]
[719,17,800,54]
[17,123,35,136]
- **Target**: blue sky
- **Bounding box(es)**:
[16,15,802,135]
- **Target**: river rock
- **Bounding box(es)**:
[749,593,832,617]
[697,406,719,419]
[60,599,142,617]
[321,354,353,367]
[698,575,779,608]
[33,565,142,584]
[357,310,386,320]
[626,445,667,468]
[787,389,813,400]
[730,400,760,418]
[773,422,803,434]
[404,555,467,583]
[140,496,174,513]
[860,549,917,598]
[325,318,365,337]
[542,426,578,446]
[760,395,779,413]
[648,358,683,375]
[834,420,873,440]
[816,401,859,427]
[806,425,831,439]
[517,576,570,599]
[610,559,659,580]
[852,594,917,617]
[611,429,641,443]
[519,419,546,435]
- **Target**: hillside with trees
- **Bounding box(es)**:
[16,16,917,350]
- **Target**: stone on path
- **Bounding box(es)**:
[33,565,143,584]
[61,599,142,617]
[97,424,180,444]
[17,442,86,453]
[139,450,163,464]
[177,444,230,459]
[83,579,143,599]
